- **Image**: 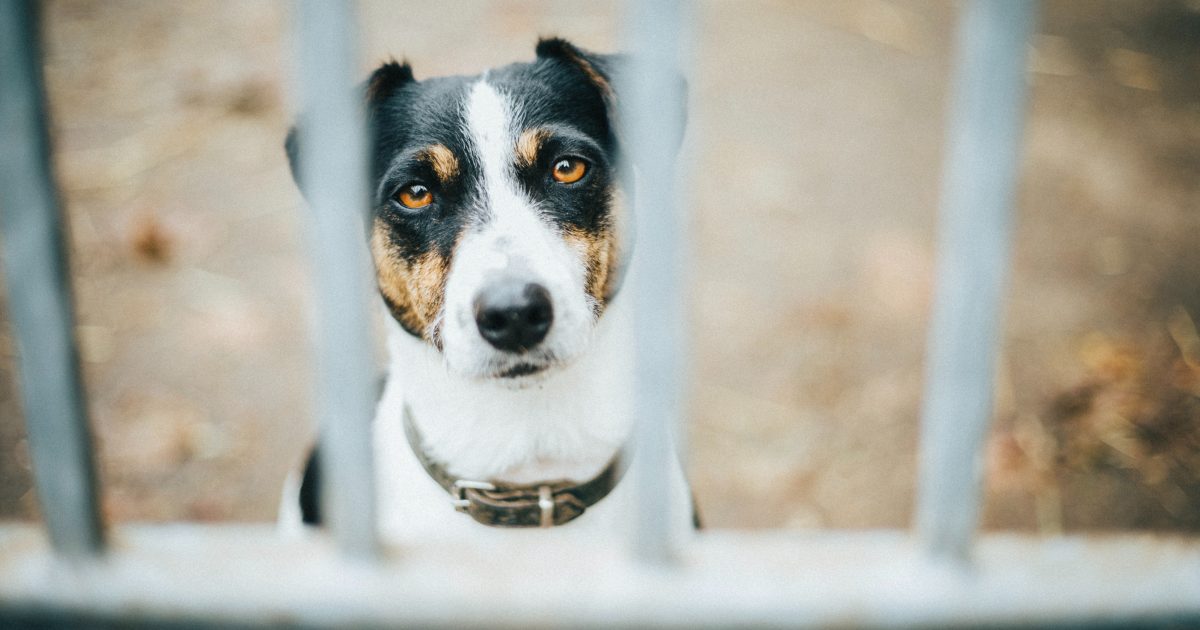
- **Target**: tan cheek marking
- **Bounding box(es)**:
[516,128,551,169]
[602,226,620,300]
[563,226,618,312]
[370,219,449,338]
[564,187,629,309]
[420,144,460,183]
[604,188,628,300]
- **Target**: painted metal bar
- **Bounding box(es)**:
[294,0,378,559]
[0,0,105,558]
[1,525,1199,627]
[624,0,688,564]
[915,0,1036,561]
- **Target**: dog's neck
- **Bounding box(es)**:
[376,292,635,486]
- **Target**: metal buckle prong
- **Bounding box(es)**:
[538,485,554,528]
[452,479,496,511]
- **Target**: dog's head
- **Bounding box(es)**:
[288,39,681,384]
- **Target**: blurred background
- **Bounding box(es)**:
[0,0,1197,533]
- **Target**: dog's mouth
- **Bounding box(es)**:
[475,349,563,385]
[497,362,549,378]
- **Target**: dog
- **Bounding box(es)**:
[280,38,695,544]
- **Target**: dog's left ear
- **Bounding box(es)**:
[285,60,417,199]
[535,38,622,105]
[535,37,687,156]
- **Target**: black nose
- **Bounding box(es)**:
[473,281,553,353]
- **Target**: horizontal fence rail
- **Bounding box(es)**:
[2,0,1200,627]
[1,527,1198,627]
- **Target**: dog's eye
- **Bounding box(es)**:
[394,183,433,210]
[551,158,587,184]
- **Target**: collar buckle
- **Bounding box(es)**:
[451,479,496,511]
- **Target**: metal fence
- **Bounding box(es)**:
[1,0,1198,627]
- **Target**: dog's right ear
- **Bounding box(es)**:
[363,59,415,106]
[284,60,416,197]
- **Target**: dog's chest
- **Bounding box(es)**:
[373,415,638,544]
[371,376,635,544]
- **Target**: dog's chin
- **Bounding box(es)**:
[445,349,576,389]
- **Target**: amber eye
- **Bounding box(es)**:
[394,183,433,209]
[551,158,587,184]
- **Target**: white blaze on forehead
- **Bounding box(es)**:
[465,80,523,228]
[460,78,561,280]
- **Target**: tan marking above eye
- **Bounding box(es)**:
[551,158,587,184]
[396,183,433,209]
[516,128,551,168]
[421,144,460,182]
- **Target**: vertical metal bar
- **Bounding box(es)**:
[624,0,687,564]
[0,0,105,558]
[915,0,1036,561]
[294,0,378,559]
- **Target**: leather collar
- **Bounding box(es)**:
[402,405,628,528]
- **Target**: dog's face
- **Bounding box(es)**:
[290,40,632,384]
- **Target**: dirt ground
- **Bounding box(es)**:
[1,0,1198,534]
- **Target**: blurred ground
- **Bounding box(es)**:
[0,0,1197,532]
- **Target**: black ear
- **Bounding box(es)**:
[535,38,626,138]
[535,37,686,156]
[284,59,416,197]
[364,59,415,106]
[535,38,622,102]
